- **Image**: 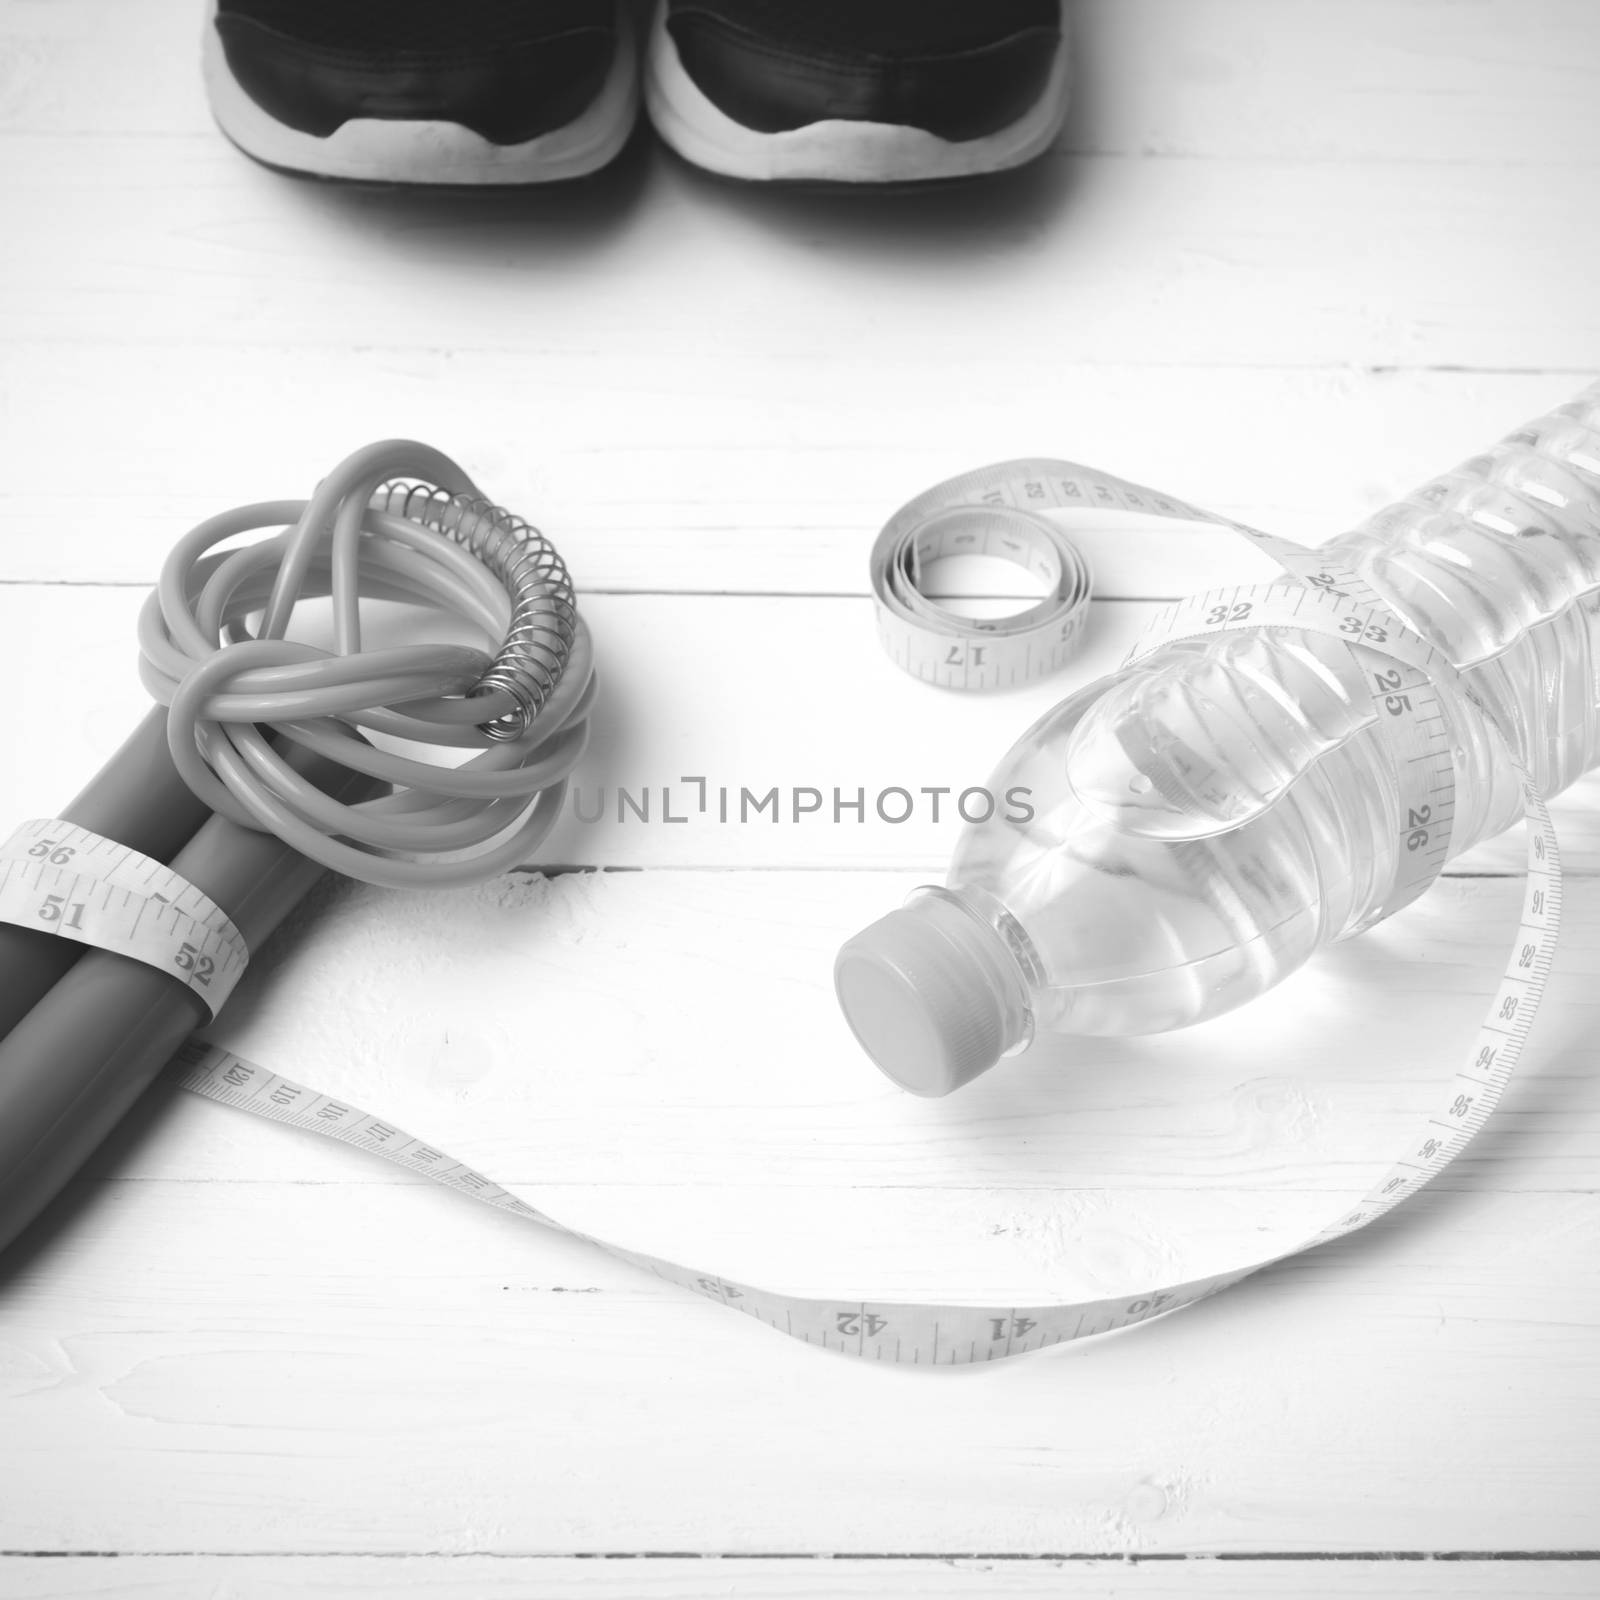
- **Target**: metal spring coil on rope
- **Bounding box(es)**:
[372,482,578,740]
[138,440,597,890]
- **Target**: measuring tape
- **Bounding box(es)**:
[0,819,247,1016]
[0,479,1565,1362]
[870,462,1097,689]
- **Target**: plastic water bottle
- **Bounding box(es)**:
[836,386,1600,1096]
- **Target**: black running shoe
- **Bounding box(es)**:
[645,0,1068,183]
[203,0,639,184]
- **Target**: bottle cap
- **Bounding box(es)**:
[834,894,1015,1097]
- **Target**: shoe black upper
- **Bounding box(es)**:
[664,0,1061,142]
[214,0,619,145]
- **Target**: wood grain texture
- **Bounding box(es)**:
[1,1558,1598,1599]
[0,356,1583,593]
[1,1181,1597,1554]
[5,140,1596,370]
[2,0,1599,1588]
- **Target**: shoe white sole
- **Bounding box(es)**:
[202,0,639,185]
[644,0,1070,183]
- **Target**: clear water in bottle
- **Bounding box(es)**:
[836,386,1600,1096]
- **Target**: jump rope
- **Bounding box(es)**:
[0,433,1565,1362]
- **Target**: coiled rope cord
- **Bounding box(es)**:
[136,440,596,890]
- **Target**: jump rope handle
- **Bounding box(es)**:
[0,711,208,1041]
[0,740,382,1260]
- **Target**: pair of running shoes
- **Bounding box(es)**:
[203,0,1070,187]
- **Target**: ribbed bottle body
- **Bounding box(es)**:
[1326,387,1600,796]
[946,388,1600,1040]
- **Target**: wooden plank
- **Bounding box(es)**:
[0,1556,1596,1598]
[0,357,1583,593]
[3,0,1596,166]
[0,585,1593,874]
[1065,0,1600,164]
[11,865,1588,1198]
[2,137,1597,373]
[0,1179,1596,1553]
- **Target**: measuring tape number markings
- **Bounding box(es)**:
[0,820,247,1016]
[0,467,1563,1362]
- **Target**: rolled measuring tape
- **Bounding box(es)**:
[0,473,1564,1362]
[870,461,1100,689]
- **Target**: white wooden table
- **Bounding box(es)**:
[2,2,1599,1595]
